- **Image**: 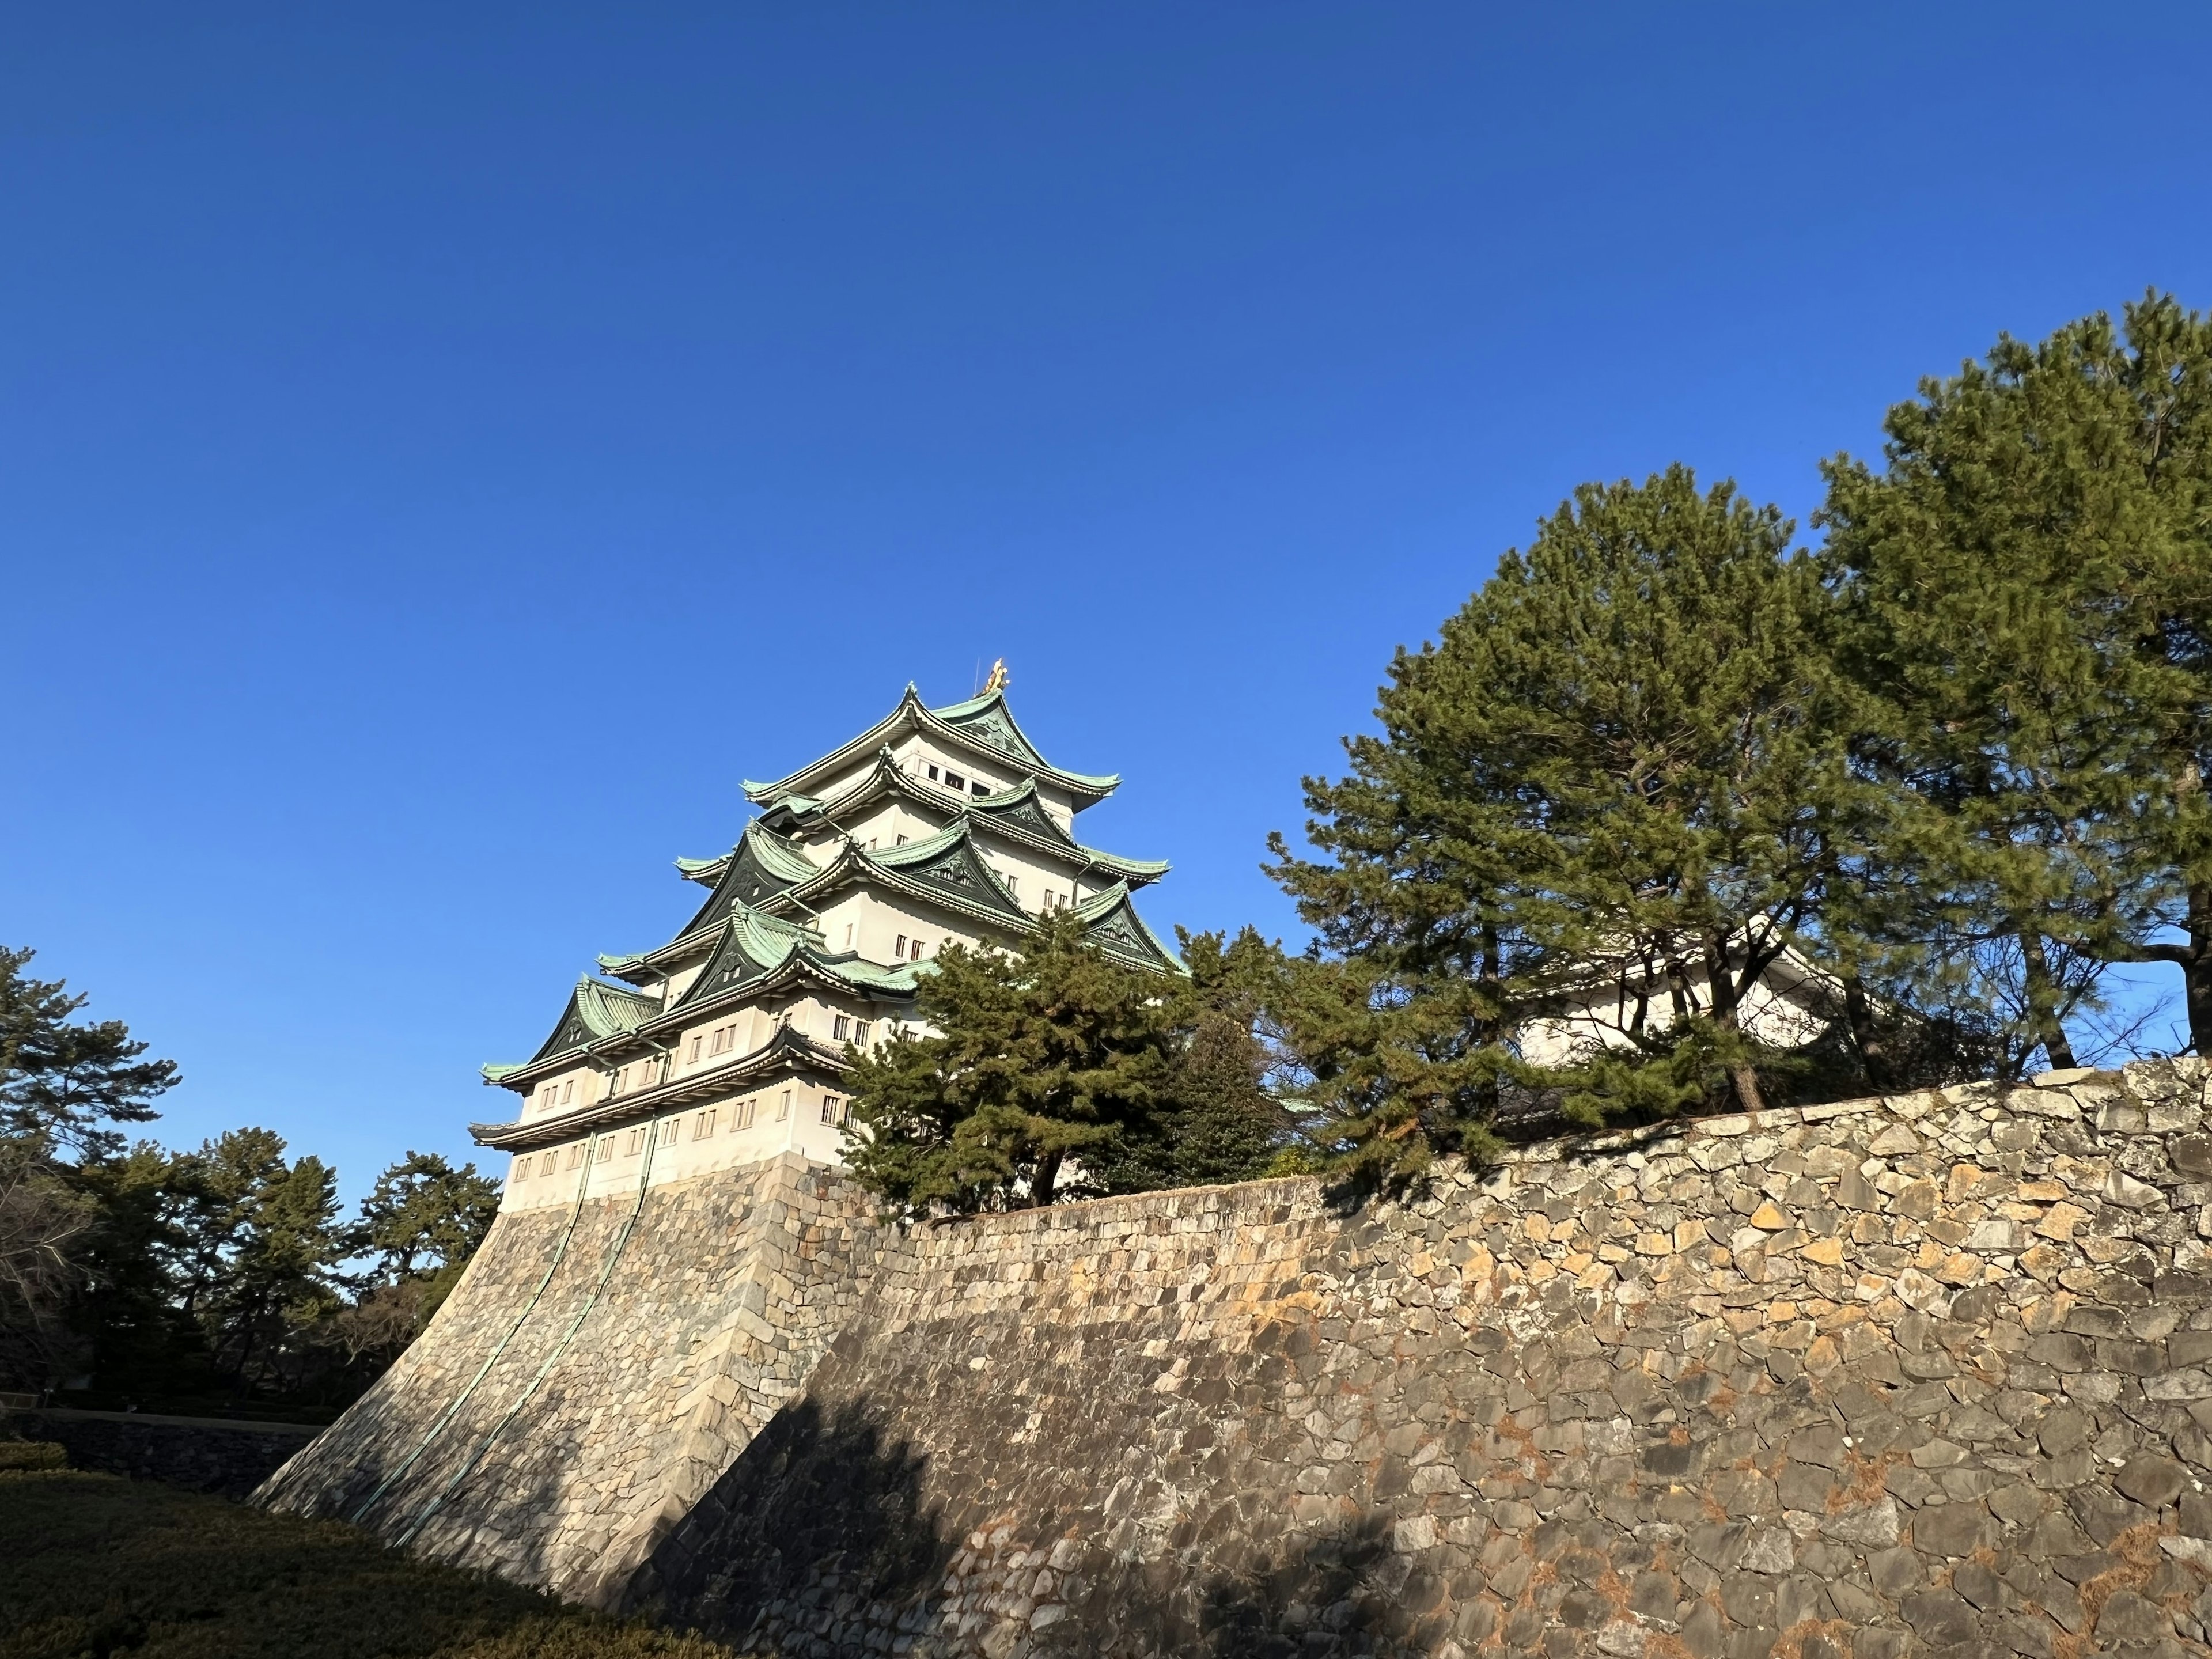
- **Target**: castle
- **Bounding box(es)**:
[258,683,2212,1655]
[476,676,1177,1212]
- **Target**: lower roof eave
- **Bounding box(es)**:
[471,1040,855,1153]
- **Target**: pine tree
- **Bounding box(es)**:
[842,912,1182,1215]
[1093,927,1288,1191]
[1271,467,1867,1173]
[165,1128,350,1395]
[1818,293,2212,1061]
[355,1150,501,1324]
[0,946,178,1157]
[840,915,1291,1215]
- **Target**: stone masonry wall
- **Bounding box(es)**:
[7,1407,321,1498]
[257,1150,881,1603]
[623,1063,2212,1658]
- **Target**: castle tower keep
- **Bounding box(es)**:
[477,682,1177,1214]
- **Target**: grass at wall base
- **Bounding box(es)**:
[0,1467,735,1659]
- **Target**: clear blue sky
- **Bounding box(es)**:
[6,6,2209,1198]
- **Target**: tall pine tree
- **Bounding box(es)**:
[1272,467,1869,1173]
[1819,292,2212,1061]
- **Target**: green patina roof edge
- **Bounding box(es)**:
[929,688,1119,789]
[486,974,661,1085]
[1073,880,1189,975]
[742,685,1120,805]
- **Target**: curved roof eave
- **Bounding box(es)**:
[743,685,1120,808]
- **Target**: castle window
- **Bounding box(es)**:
[624,1128,646,1156]
[594,1135,613,1162]
[844,923,854,948]
[910,937,925,961]
[687,1035,703,1063]
[710,1026,734,1056]
[820,1095,847,1126]
[944,770,964,791]
[1001,871,1018,899]
[926,764,940,781]
[657,1119,678,1147]
[567,1143,586,1169]
[560,1078,574,1104]
[854,1021,870,1047]
[777,1090,791,1122]
[895,834,907,846]
[895,934,907,957]
[736,1097,757,1130]
[693,1108,715,1139]
[513,1156,529,1181]
[833,1015,849,1041]
[971,781,988,796]
[541,1152,558,1176]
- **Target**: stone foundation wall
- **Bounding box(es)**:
[630,1064,2212,1658]
[266,1064,2212,1658]
[257,1149,882,1603]
[7,1408,321,1498]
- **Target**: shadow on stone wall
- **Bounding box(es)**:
[633,1393,1453,1658]
[627,1395,952,1650]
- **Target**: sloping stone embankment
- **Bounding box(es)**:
[257,1150,880,1601]
[629,1064,2212,1658]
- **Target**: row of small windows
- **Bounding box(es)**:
[923,762,991,797]
[532,1014,881,1115]
[509,1091,849,1181]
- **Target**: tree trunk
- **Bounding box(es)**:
[2187,884,2212,1057]
[1704,935,1766,1114]
[2018,930,2078,1071]
[1726,1058,1767,1115]
[1476,924,1503,1120]
[1842,971,1894,1092]
[1031,1149,1062,1208]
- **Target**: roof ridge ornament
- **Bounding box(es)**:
[984,657,1009,694]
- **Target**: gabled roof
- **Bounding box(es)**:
[1072,882,1186,975]
[967,778,1173,888]
[763,755,1169,892]
[674,854,725,885]
[673,901,924,1013]
[767,818,1032,935]
[742,686,1120,811]
[481,976,660,1089]
[674,823,819,938]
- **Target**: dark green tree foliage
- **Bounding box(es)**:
[840,914,1283,1217]
[0,946,180,1388]
[1272,467,1866,1175]
[359,1151,501,1283]
[354,1149,501,1333]
[1820,293,2212,1063]
[0,946,179,1158]
[164,1128,351,1395]
[66,1144,215,1397]
[1093,928,1289,1193]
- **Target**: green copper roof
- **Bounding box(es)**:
[1078,844,1173,881]
[929,689,1118,790]
[743,685,1120,809]
[676,898,922,1010]
[673,822,820,939]
[1073,881,1186,975]
[485,975,662,1086]
[674,854,724,880]
[855,820,1029,925]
